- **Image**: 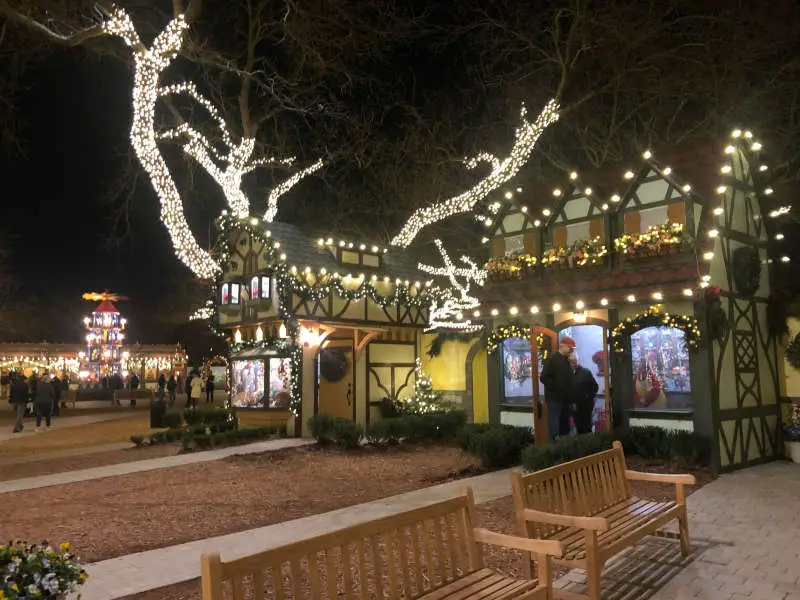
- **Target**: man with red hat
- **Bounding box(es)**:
[541,335,576,442]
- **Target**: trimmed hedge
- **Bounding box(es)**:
[162,411,183,429]
[458,423,533,469]
[182,426,283,451]
[313,410,467,448]
[184,407,237,427]
[520,428,710,473]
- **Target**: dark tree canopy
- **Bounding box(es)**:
[1,0,798,293]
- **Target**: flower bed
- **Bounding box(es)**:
[1,541,88,599]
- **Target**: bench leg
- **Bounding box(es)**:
[535,553,552,589]
[678,507,691,556]
[584,531,603,600]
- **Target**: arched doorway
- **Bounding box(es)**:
[556,317,612,434]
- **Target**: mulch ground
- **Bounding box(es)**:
[0,443,480,564]
[120,456,715,600]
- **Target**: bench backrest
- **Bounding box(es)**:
[201,490,485,600]
[511,441,631,539]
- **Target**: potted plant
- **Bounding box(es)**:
[784,400,800,464]
[1,541,88,599]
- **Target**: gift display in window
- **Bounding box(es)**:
[630,326,691,410]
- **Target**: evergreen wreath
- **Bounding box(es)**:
[610,306,702,353]
[786,334,800,371]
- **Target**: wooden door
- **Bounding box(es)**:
[317,345,355,421]
[531,326,558,445]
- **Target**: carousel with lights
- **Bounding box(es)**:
[471,130,789,472]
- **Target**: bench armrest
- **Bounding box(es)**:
[625,470,696,486]
[473,528,564,557]
[521,508,609,532]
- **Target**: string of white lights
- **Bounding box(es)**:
[104,9,220,278]
[391,99,560,248]
[263,159,324,222]
[418,239,486,331]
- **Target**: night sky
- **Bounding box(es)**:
[2,51,200,344]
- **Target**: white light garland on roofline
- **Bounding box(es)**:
[391,99,560,248]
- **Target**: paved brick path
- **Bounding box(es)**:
[554,461,800,600]
[0,437,312,493]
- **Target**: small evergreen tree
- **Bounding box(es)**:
[399,359,449,414]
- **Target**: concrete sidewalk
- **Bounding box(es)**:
[0,437,312,493]
[0,412,138,443]
[79,468,514,599]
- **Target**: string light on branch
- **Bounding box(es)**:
[391,99,560,247]
[264,159,324,222]
[418,239,486,331]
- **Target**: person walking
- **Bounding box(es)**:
[540,336,575,442]
[34,374,56,431]
[9,373,29,433]
[157,373,167,402]
[570,355,599,435]
[184,373,192,402]
[167,374,177,406]
[51,375,62,416]
[189,373,203,409]
[204,373,215,405]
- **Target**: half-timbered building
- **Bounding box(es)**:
[213,216,436,436]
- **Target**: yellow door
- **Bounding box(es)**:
[317,345,355,420]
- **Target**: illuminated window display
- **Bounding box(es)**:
[231,357,292,409]
[220,283,241,305]
[502,337,533,404]
[559,324,606,432]
[232,359,266,408]
[630,326,692,410]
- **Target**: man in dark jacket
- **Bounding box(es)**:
[570,355,600,434]
[34,374,56,431]
[9,373,29,433]
[51,375,62,416]
[540,336,575,442]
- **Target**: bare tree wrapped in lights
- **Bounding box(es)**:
[101,7,324,279]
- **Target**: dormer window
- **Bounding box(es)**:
[221,283,241,305]
[250,275,271,300]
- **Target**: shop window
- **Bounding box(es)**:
[220,282,241,305]
[504,234,524,256]
[250,276,271,300]
[231,357,292,409]
[630,326,692,410]
[501,337,533,405]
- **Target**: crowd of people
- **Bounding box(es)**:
[540,336,600,442]
[5,369,218,433]
[7,371,69,433]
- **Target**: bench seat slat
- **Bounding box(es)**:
[417,568,543,600]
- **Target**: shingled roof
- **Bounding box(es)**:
[259,221,424,282]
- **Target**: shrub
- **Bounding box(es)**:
[162,411,183,429]
[182,435,193,452]
[456,423,495,452]
[383,418,409,444]
[183,407,236,427]
[148,431,166,445]
[150,400,168,428]
[520,444,557,472]
[333,418,363,450]
[625,427,710,466]
[308,414,336,444]
[464,425,533,469]
[377,397,404,419]
[365,420,389,445]
[130,434,145,447]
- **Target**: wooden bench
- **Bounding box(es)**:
[201,487,564,600]
[510,441,695,600]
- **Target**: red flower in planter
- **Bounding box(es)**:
[706,285,722,298]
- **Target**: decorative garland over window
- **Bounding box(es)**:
[609,305,701,353]
[485,237,608,281]
[486,323,530,353]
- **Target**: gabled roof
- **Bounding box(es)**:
[93,300,119,314]
[255,221,424,282]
